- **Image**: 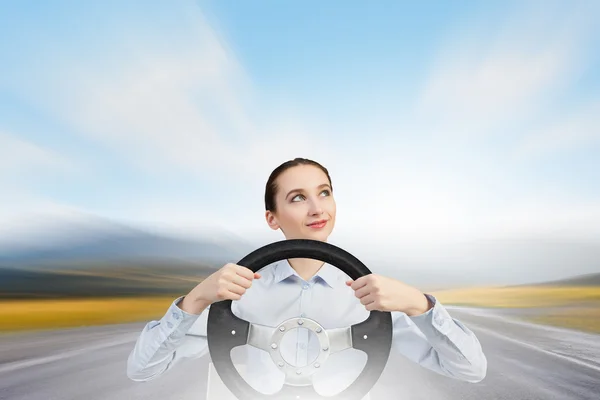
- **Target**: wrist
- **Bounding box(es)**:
[179,294,211,315]
[405,293,431,316]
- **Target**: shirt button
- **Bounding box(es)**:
[172,312,180,320]
[167,321,174,329]
[303,284,309,290]
[300,313,306,318]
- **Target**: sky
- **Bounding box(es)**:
[1,0,599,284]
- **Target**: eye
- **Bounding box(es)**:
[291,194,305,202]
[320,189,331,196]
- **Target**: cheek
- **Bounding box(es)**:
[278,206,305,227]
[327,199,337,217]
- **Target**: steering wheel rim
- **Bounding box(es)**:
[207,239,393,400]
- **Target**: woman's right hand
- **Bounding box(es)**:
[179,263,261,315]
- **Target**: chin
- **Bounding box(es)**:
[305,230,331,242]
[311,235,328,242]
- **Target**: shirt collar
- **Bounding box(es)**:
[273,259,340,288]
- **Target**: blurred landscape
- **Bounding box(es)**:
[0,217,254,299]
[433,273,600,334]
[1,217,599,335]
[0,218,253,332]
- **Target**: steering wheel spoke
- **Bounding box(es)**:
[247,323,276,352]
[283,366,315,386]
[325,327,353,354]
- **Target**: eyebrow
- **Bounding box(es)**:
[285,183,331,200]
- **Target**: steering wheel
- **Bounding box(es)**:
[207,239,393,400]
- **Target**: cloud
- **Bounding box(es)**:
[0,129,89,224]
[0,187,87,249]
[0,0,343,238]
[0,131,81,245]
[1,1,333,185]
[512,100,600,160]
[0,131,72,181]
[414,1,599,136]
[344,0,600,251]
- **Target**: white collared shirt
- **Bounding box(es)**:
[127,260,487,398]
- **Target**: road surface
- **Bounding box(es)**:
[1,308,599,400]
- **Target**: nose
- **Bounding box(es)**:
[308,198,323,215]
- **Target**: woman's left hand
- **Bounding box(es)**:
[346,274,432,316]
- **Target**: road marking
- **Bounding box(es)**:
[0,337,135,374]
[468,324,600,373]
[448,306,600,338]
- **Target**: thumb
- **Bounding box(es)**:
[346,280,353,286]
[254,272,262,279]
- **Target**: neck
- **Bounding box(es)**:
[287,258,325,281]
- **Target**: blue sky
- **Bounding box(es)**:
[1,1,599,282]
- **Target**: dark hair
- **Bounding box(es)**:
[265,158,333,212]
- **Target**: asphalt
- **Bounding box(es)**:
[1,307,599,400]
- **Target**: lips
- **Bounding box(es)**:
[307,219,328,228]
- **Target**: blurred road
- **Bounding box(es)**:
[1,308,599,400]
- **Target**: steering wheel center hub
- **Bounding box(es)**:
[267,317,330,384]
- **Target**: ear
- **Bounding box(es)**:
[265,210,280,231]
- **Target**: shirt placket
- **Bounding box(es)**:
[296,280,312,366]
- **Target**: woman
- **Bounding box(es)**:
[127,158,487,397]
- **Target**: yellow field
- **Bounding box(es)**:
[431,285,600,334]
[528,308,600,334]
[2,286,600,334]
[430,286,600,308]
[0,296,178,332]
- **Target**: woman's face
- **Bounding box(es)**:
[265,164,336,242]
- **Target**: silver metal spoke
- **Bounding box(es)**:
[283,367,315,386]
[245,318,356,388]
[247,322,276,352]
[326,327,353,354]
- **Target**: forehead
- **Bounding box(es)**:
[276,165,329,191]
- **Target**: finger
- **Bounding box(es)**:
[217,287,241,301]
[235,265,255,280]
[359,294,375,306]
[254,272,261,279]
[350,276,369,291]
[227,282,246,296]
[228,292,242,301]
[231,274,253,289]
[354,286,371,299]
